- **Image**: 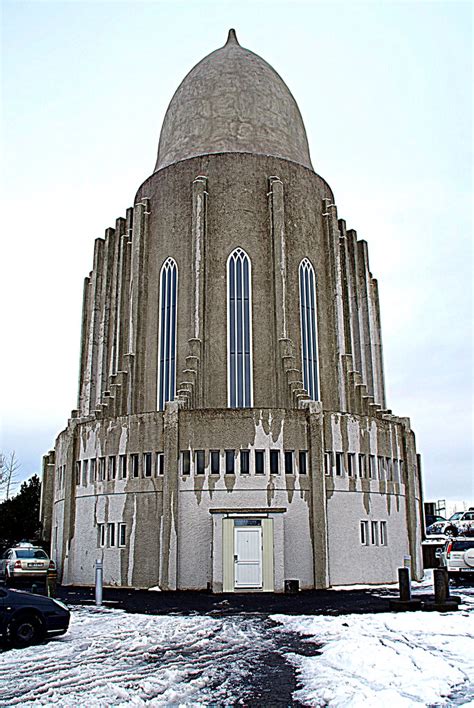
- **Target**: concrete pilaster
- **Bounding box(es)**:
[128,199,150,413]
[323,199,347,411]
[77,276,92,414]
[96,227,116,405]
[304,400,329,588]
[108,217,126,379]
[40,451,55,545]
[356,240,375,399]
[191,176,207,407]
[84,238,105,414]
[160,401,179,590]
[401,421,423,580]
[370,278,386,408]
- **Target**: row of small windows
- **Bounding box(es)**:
[97,522,127,548]
[74,452,165,486]
[360,520,388,546]
[325,452,403,482]
[181,449,308,476]
[157,251,320,411]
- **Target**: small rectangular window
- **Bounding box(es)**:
[118,523,127,547]
[393,459,399,483]
[335,452,344,476]
[284,450,294,475]
[399,460,404,480]
[377,456,384,480]
[82,460,88,486]
[75,461,81,486]
[119,454,127,479]
[369,455,376,479]
[360,520,369,545]
[108,456,116,480]
[195,450,205,475]
[131,453,139,478]
[270,450,280,475]
[324,451,332,475]
[380,521,387,546]
[90,458,96,483]
[98,523,106,548]
[107,522,115,547]
[225,450,235,474]
[240,450,250,475]
[386,457,392,481]
[347,453,355,477]
[358,454,366,478]
[371,520,379,545]
[156,452,164,476]
[255,450,265,475]
[182,450,190,475]
[143,452,152,477]
[99,457,106,481]
[299,450,308,475]
[210,450,220,475]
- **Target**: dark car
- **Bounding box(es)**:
[0,587,70,647]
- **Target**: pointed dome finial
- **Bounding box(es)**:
[225,28,239,46]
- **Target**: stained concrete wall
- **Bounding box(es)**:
[50,405,421,589]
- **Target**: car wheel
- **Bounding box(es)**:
[9,614,44,648]
[444,526,458,537]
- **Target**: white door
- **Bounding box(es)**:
[234,526,262,588]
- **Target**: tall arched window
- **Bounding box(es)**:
[227,248,253,408]
[299,258,320,401]
[157,257,178,411]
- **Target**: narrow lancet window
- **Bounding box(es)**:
[299,258,320,400]
[227,248,253,407]
[157,257,178,411]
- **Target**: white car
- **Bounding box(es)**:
[0,544,54,585]
[427,509,474,537]
[436,538,474,581]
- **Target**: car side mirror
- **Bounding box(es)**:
[435,549,442,558]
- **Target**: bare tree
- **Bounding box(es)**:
[0,451,21,499]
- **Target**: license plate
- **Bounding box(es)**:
[27,563,43,568]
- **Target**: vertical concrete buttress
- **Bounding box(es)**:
[96,227,116,404]
[77,276,92,413]
[191,176,207,407]
[370,278,386,408]
[356,240,375,399]
[323,201,347,411]
[40,451,55,543]
[160,401,179,589]
[84,239,105,414]
[304,400,329,588]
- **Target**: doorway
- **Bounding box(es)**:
[234,520,262,589]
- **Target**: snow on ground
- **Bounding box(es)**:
[0,581,473,707]
[273,609,474,707]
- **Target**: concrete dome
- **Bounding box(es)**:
[154,30,313,172]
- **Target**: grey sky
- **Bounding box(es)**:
[1,0,472,502]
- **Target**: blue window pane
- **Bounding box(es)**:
[228,248,253,408]
[299,259,319,401]
[158,258,178,411]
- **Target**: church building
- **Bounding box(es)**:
[40,30,423,591]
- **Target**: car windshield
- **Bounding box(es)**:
[450,513,462,520]
[15,549,48,559]
[451,541,474,551]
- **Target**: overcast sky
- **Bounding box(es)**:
[1,0,472,503]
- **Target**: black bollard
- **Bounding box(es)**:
[398,567,411,601]
[433,568,449,604]
[389,566,421,611]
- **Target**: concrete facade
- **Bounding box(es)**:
[41,30,423,591]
